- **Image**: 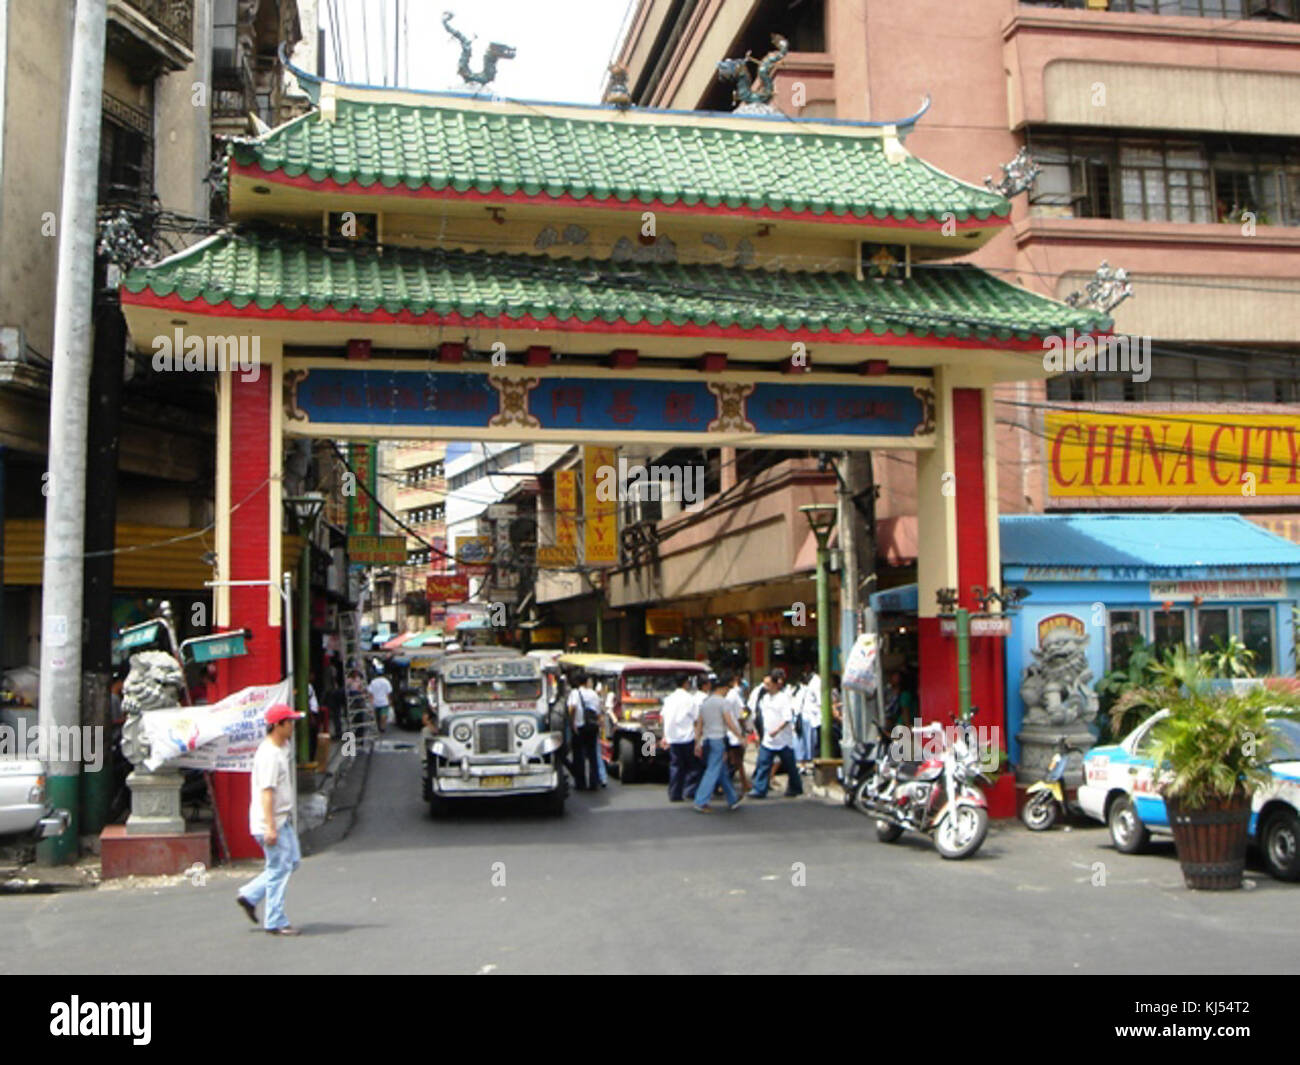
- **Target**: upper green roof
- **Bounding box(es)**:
[230,96,1011,224]
[121,230,1108,341]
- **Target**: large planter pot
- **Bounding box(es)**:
[1166,792,1252,891]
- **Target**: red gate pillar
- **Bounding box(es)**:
[212,339,284,859]
[915,372,1014,817]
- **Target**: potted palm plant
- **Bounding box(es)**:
[1147,660,1296,891]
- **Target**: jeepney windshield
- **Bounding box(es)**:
[440,657,542,704]
[442,678,543,703]
[623,672,688,699]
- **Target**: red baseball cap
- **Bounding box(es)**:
[266,704,305,725]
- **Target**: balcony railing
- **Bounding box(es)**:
[124,0,194,45]
[107,0,194,75]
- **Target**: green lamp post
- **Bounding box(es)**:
[799,504,837,761]
[284,492,325,764]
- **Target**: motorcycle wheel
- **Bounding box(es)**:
[851,778,876,816]
[934,805,989,860]
[1020,793,1058,832]
[875,819,904,843]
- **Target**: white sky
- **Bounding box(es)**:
[319,0,637,104]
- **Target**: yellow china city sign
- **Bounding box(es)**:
[1047,411,1300,501]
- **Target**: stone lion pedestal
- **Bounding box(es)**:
[100,651,213,879]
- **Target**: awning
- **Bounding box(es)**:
[870,583,918,614]
[405,628,445,648]
[382,632,415,650]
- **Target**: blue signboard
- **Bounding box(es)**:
[286,368,931,442]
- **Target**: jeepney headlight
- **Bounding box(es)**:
[452,723,472,743]
[515,720,535,740]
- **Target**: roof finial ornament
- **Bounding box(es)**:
[1066,261,1134,315]
[716,33,789,114]
[441,11,516,89]
[604,62,633,109]
[984,146,1041,199]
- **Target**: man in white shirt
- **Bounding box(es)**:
[660,674,702,802]
[724,676,750,795]
[749,669,803,798]
[799,669,823,770]
[237,704,305,935]
[567,675,603,791]
[368,669,393,733]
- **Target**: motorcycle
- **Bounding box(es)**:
[841,736,889,810]
[1020,737,1086,831]
[857,712,991,860]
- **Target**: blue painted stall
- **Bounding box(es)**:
[1000,514,1300,766]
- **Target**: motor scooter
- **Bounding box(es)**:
[1020,736,1086,831]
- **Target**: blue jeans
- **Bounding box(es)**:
[750,745,803,798]
[239,820,301,930]
[694,738,738,808]
[595,732,608,785]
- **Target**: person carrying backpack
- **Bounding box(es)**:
[568,674,602,791]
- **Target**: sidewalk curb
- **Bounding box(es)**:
[300,739,373,856]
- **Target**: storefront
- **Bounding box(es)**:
[1001,514,1300,767]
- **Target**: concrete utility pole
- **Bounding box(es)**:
[37,0,108,864]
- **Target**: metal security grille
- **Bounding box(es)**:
[475,722,511,754]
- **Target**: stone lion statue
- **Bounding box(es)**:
[120,651,188,766]
[1020,629,1099,728]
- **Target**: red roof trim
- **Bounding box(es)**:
[229,160,1005,232]
[120,288,1057,351]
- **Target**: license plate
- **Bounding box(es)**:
[480,775,512,788]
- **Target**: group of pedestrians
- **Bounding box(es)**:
[661,671,749,812]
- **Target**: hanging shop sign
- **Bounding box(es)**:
[555,468,578,547]
[1046,411,1300,503]
[455,535,492,576]
[537,545,578,567]
[348,535,407,564]
[347,442,379,532]
[529,626,564,644]
[583,446,618,566]
[427,574,470,601]
[645,609,684,636]
[1149,579,1286,602]
[1037,613,1086,643]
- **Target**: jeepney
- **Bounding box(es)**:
[556,654,708,783]
[422,650,567,815]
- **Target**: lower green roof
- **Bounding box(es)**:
[121,230,1109,341]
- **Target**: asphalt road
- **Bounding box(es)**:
[5,741,1300,975]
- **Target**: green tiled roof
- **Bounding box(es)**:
[121,230,1108,340]
[231,98,1011,224]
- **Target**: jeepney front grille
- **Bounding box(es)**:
[475,722,511,754]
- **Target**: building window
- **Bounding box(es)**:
[1046,348,1300,404]
[1241,606,1274,674]
[1108,610,1145,671]
[1152,608,1188,658]
[212,0,239,76]
[1030,132,1300,225]
[99,95,153,205]
[1195,608,1230,652]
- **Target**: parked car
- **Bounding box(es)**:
[1078,709,1300,881]
[0,757,71,854]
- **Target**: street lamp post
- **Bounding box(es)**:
[284,493,325,764]
[799,504,837,762]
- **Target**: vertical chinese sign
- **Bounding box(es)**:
[583,446,618,566]
[555,469,577,550]
[347,442,378,534]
